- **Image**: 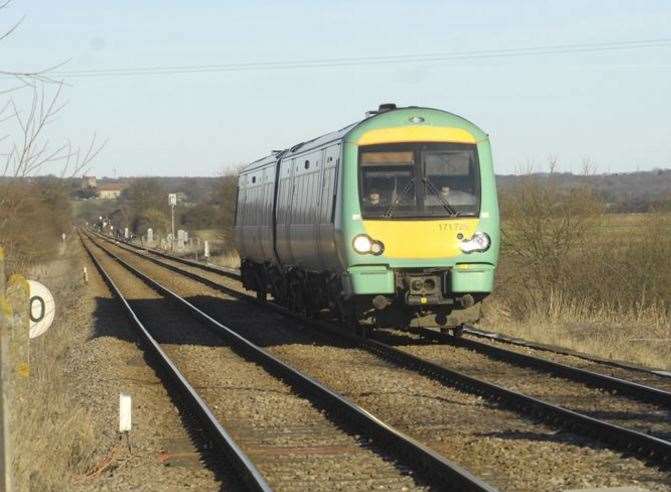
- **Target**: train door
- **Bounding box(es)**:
[316,144,340,269]
[291,151,319,267]
[275,157,296,265]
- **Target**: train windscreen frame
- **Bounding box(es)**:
[358,142,481,219]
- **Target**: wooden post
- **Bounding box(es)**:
[6,275,30,383]
[3,273,29,492]
[0,246,11,492]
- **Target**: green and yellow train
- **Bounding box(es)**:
[234,104,499,335]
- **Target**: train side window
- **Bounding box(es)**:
[304,160,310,170]
[252,176,256,183]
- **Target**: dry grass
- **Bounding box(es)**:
[482,291,671,369]
[485,176,671,369]
[10,242,98,490]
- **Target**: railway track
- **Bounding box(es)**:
[86,231,671,490]
[81,234,495,491]
[460,324,671,379]
[105,234,671,406]
[92,233,671,453]
[406,326,671,408]
[82,236,270,491]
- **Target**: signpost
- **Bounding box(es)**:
[168,193,177,252]
[27,281,55,340]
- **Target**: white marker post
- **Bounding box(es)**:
[119,393,132,453]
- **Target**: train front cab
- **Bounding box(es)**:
[338,109,500,331]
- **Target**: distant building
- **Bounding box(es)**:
[82,175,97,189]
[98,182,126,200]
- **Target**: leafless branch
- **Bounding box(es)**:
[1,83,104,179]
[0,2,69,84]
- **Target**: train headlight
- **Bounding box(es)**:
[370,240,384,255]
[352,235,385,255]
[459,232,490,253]
[353,234,373,254]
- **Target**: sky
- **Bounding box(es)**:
[2,1,671,177]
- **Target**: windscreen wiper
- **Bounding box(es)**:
[422,177,458,216]
[384,177,415,218]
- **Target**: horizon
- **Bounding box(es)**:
[25,165,671,181]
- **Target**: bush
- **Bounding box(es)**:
[494,174,670,321]
[0,179,73,271]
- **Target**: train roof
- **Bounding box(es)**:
[240,121,358,173]
[239,105,483,174]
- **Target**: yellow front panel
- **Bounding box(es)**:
[362,219,479,259]
[357,126,477,146]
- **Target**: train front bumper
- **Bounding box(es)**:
[343,263,495,302]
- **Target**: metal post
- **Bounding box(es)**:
[171,205,175,252]
[0,246,10,492]
[169,193,177,253]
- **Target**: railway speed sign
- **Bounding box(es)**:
[28,280,55,339]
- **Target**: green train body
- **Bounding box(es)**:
[234,104,499,333]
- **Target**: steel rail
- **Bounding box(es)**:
[461,325,671,379]
[98,232,240,279]
[84,233,497,492]
[90,232,671,465]
[80,236,271,492]
[408,326,671,408]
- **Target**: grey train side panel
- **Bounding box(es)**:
[235,157,277,264]
[275,144,342,272]
[237,123,354,273]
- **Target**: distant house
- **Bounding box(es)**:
[82,175,97,189]
[98,182,125,200]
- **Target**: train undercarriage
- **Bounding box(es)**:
[241,260,485,337]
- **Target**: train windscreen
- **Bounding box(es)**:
[359,143,480,218]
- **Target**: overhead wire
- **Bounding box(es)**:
[32,37,671,79]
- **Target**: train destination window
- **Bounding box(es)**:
[359,143,479,218]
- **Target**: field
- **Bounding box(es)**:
[484,211,671,369]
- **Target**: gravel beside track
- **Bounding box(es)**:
[75,243,229,491]
[96,237,671,492]
[85,237,432,491]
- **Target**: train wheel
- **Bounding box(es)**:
[452,324,464,337]
[357,324,372,338]
[337,300,360,336]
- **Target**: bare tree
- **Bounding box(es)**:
[0,2,106,267]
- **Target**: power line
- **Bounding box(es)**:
[10,37,671,79]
